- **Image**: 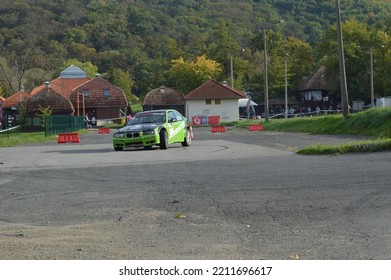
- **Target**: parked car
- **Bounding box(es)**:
[113,109,192,151]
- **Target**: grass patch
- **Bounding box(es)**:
[263,108,391,137]
[221,119,262,128]
[262,108,391,155]
[0,131,57,147]
[298,138,391,155]
[104,123,123,129]
[0,129,89,148]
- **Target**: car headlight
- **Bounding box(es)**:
[143,130,156,135]
[113,132,125,138]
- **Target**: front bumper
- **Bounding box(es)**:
[113,133,160,148]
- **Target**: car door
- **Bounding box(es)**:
[173,110,186,140]
[167,111,184,143]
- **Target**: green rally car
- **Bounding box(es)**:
[113,109,192,151]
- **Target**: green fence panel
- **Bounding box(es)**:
[45,115,85,136]
[32,117,41,127]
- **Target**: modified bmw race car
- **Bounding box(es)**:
[113,109,192,151]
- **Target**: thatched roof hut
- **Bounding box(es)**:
[296,66,328,92]
[296,66,334,102]
[142,86,185,115]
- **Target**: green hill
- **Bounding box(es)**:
[1,0,391,100]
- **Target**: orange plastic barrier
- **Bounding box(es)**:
[211,126,226,133]
[98,127,110,134]
[248,124,264,131]
[58,133,80,143]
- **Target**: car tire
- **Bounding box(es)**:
[159,130,168,149]
[114,146,123,151]
[181,129,191,147]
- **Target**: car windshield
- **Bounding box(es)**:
[128,113,166,125]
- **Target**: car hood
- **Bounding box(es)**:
[117,123,160,133]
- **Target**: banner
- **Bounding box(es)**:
[1,260,390,280]
[192,116,220,126]
[207,116,220,125]
[192,116,203,126]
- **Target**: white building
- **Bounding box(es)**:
[184,80,246,125]
[376,96,391,108]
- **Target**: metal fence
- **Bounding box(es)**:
[45,115,85,136]
[0,125,21,140]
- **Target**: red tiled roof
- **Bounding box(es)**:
[68,77,128,108]
[30,77,90,98]
[26,87,74,115]
[184,80,246,100]
[3,91,31,108]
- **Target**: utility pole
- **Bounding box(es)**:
[261,19,283,121]
[370,49,374,108]
[284,59,288,119]
[230,54,234,89]
[335,0,349,119]
[263,28,269,121]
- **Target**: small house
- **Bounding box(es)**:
[184,80,246,125]
[30,65,128,121]
[296,66,329,102]
[1,91,31,127]
[68,76,128,120]
[26,83,74,116]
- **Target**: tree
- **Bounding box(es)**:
[206,20,236,82]
[0,43,48,95]
[284,36,316,89]
[248,30,315,102]
[316,19,391,102]
[105,68,138,105]
[55,59,98,78]
[67,43,97,63]
[36,105,52,129]
[168,55,222,94]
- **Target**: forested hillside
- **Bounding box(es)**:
[1,0,391,104]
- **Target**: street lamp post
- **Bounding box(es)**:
[358,45,383,108]
[261,19,283,121]
[230,48,245,90]
[369,45,384,107]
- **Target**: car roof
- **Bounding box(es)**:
[136,109,174,115]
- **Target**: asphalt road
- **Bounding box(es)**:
[0,127,390,259]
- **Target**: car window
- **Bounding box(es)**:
[127,117,141,125]
[152,114,165,123]
[168,111,176,122]
[173,111,183,121]
[128,112,165,124]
